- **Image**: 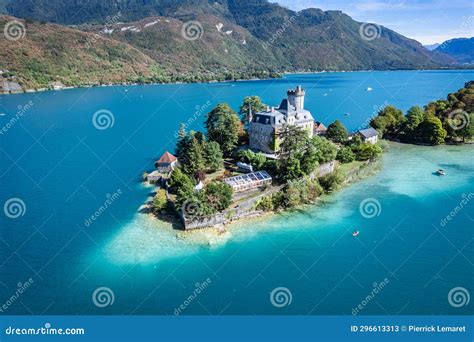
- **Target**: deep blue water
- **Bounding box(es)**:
[0,71,473,315]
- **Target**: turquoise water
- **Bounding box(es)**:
[0,71,473,315]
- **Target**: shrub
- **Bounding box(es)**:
[326,120,349,143]
[152,189,168,213]
[352,143,383,161]
[319,169,344,193]
[256,196,274,211]
[336,146,355,163]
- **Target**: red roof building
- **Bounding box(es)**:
[314,121,327,135]
[155,151,178,173]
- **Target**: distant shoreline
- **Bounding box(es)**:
[1,68,473,97]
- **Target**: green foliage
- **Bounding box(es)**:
[255,195,275,211]
[237,150,267,170]
[168,168,195,207]
[319,169,344,193]
[284,177,324,208]
[300,136,337,174]
[199,181,233,215]
[203,141,224,171]
[277,126,337,180]
[4,0,448,80]
[416,116,447,145]
[181,134,206,175]
[277,125,310,181]
[152,189,168,213]
[370,105,406,137]
[326,120,348,143]
[176,127,224,175]
[352,143,383,161]
[263,159,278,175]
[336,146,355,163]
[256,177,323,211]
[311,136,338,164]
[369,86,474,144]
[175,124,188,159]
[239,96,266,125]
[451,112,474,142]
[405,106,425,131]
[205,104,242,156]
[1,0,450,92]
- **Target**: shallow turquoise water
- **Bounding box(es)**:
[0,71,473,315]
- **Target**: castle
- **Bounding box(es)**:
[248,86,314,154]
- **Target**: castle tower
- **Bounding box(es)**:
[287,85,305,110]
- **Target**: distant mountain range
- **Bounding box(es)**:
[424,43,440,51]
[434,38,474,64]
[0,0,470,93]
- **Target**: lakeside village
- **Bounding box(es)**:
[143,82,474,230]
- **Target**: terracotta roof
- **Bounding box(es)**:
[314,121,327,132]
[156,151,177,165]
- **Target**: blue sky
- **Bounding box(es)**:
[275,0,474,44]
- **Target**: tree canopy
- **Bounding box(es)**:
[370,83,473,144]
[239,96,266,125]
[176,127,224,175]
[370,105,405,138]
[205,103,243,156]
[326,120,348,143]
[277,125,337,181]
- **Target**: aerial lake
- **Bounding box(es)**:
[0,70,473,315]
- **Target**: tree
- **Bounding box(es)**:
[205,103,242,156]
[326,120,348,143]
[256,195,274,211]
[370,105,405,137]
[447,112,474,143]
[175,123,188,159]
[301,136,337,174]
[352,143,383,161]
[168,168,195,207]
[336,146,355,163]
[239,96,266,125]
[312,136,338,164]
[406,106,425,131]
[152,189,168,213]
[181,135,206,175]
[203,141,224,171]
[319,169,345,193]
[277,125,310,180]
[200,181,233,214]
[416,116,447,145]
[237,150,266,170]
[283,177,324,208]
[277,126,337,180]
[458,113,474,142]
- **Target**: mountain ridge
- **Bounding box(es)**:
[0,1,468,93]
[434,37,474,64]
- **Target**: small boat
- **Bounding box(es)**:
[366,87,373,92]
[344,112,350,116]
[352,230,360,237]
[436,169,446,176]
